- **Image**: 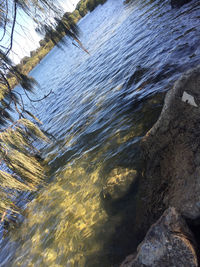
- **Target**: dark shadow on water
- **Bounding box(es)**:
[86,170,146,267]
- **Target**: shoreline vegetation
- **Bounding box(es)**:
[6,0,107,91]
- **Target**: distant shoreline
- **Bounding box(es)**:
[6,0,108,92]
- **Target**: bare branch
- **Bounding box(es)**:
[6,0,17,56]
[23,87,53,102]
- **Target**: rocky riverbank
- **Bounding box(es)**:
[120,65,200,266]
[121,207,198,267]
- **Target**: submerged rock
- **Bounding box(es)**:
[171,0,193,8]
[120,207,198,267]
[141,65,200,220]
[123,0,132,4]
[102,168,137,201]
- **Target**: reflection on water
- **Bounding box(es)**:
[1,0,200,265]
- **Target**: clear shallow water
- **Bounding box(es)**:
[1,0,200,266]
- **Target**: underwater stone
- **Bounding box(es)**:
[102,168,137,201]
[171,0,193,8]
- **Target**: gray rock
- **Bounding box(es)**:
[141,65,200,220]
[120,207,198,267]
[102,168,137,201]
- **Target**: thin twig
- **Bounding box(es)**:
[6,0,17,56]
[23,88,53,102]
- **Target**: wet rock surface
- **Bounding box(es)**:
[120,207,198,267]
[102,168,137,201]
[120,66,200,266]
[141,65,200,220]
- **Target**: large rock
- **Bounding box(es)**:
[141,65,200,220]
[102,168,137,201]
[120,207,198,267]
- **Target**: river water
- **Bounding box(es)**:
[1,0,200,266]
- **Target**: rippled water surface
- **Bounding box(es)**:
[1,0,200,266]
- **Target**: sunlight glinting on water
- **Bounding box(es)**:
[3,0,199,265]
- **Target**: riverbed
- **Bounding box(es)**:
[1,0,200,266]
